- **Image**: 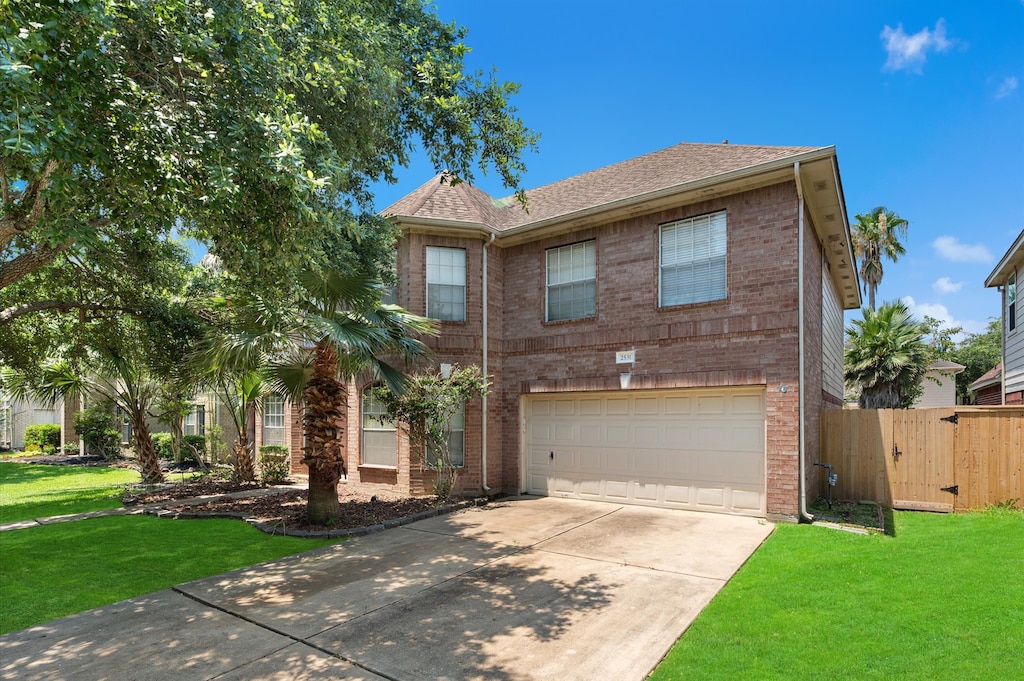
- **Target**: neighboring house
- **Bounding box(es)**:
[0,392,78,451]
[913,360,965,407]
[969,362,1003,405]
[984,229,1024,405]
[283,142,860,520]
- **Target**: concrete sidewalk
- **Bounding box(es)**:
[0,497,774,681]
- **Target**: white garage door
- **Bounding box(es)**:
[524,387,766,516]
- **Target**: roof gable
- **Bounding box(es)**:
[382,142,823,231]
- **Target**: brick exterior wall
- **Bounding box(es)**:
[284,179,835,519]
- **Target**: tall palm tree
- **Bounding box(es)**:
[851,207,909,310]
[201,268,434,524]
[845,301,931,409]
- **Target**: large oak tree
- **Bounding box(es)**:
[2,0,536,325]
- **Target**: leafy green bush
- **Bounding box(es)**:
[73,405,121,460]
[24,424,61,450]
[182,435,206,463]
[258,446,290,485]
[63,443,81,456]
[42,445,56,454]
[151,433,174,460]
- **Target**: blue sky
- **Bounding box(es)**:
[371,1,1024,337]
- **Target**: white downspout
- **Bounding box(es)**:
[794,162,812,522]
[481,232,495,492]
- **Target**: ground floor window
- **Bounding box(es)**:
[362,386,397,467]
[426,404,465,468]
[262,394,286,446]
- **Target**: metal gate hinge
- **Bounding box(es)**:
[941,485,959,496]
[940,413,959,425]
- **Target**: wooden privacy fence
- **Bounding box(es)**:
[819,406,1024,512]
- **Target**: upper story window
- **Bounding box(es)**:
[426,246,466,321]
[361,386,397,467]
[262,394,285,446]
[660,211,727,307]
[546,240,596,322]
[1009,272,1017,333]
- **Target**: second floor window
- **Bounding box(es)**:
[660,211,727,307]
[426,246,466,321]
[1009,272,1017,332]
[546,240,596,322]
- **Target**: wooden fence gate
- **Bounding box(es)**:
[819,407,1024,511]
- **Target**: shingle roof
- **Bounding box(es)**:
[969,362,1002,391]
[382,142,824,230]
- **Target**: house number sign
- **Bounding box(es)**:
[615,350,636,364]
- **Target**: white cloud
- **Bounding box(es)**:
[901,296,987,338]
[932,236,994,264]
[932,277,964,294]
[995,76,1019,99]
[881,19,954,73]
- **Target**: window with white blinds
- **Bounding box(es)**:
[426,403,465,468]
[546,240,596,322]
[362,386,397,467]
[426,246,466,321]
[660,211,727,307]
[262,394,285,446]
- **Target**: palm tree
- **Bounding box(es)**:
[851,207,909,310]
[201,268,434,524]
[7,355,166,483]
[845,301,931,409]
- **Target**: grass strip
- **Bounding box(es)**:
[649,509,1024,681]
[0,515,336,634]
[0,462,141,523]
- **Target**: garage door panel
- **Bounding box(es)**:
[525,388,765,516]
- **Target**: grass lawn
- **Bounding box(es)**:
[0,461,141,523]
[0,515,336,634]
[649,509,1024,680]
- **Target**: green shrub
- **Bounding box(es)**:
[205,424,227,464]
[151,433,174,460]
[182,435,206,463]
[24,424,61,450]
[42,445,56,455]
[24,444,41,454]
[258,446,290,485]
[62,443,80,456]
[73,405,121,460]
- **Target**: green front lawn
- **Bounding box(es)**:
[650,509,1024,680]
[0,515,336,634]
[0,462,141,523]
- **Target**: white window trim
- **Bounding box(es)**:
[658,210,727,308]
[425,246,467,322]
[545,240,597,322]
[361,386,397,468]
[262,395,286,446]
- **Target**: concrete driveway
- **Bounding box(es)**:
[0,497,773,680]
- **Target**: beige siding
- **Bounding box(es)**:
[914,370,958,408]
[821,255,844,398]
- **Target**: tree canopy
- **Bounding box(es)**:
[2,0,537,332]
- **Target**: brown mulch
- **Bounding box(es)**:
[124,477,442,533]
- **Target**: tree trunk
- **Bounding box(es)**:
[130,415,164,484]
[302,342,348,525]
[233,431,257,483]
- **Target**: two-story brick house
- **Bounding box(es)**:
[284,142,860,521]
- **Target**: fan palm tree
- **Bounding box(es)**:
[6,355,166,483]
[199,268,434,524]
[851,207,909,310]
[845,301,931,409]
